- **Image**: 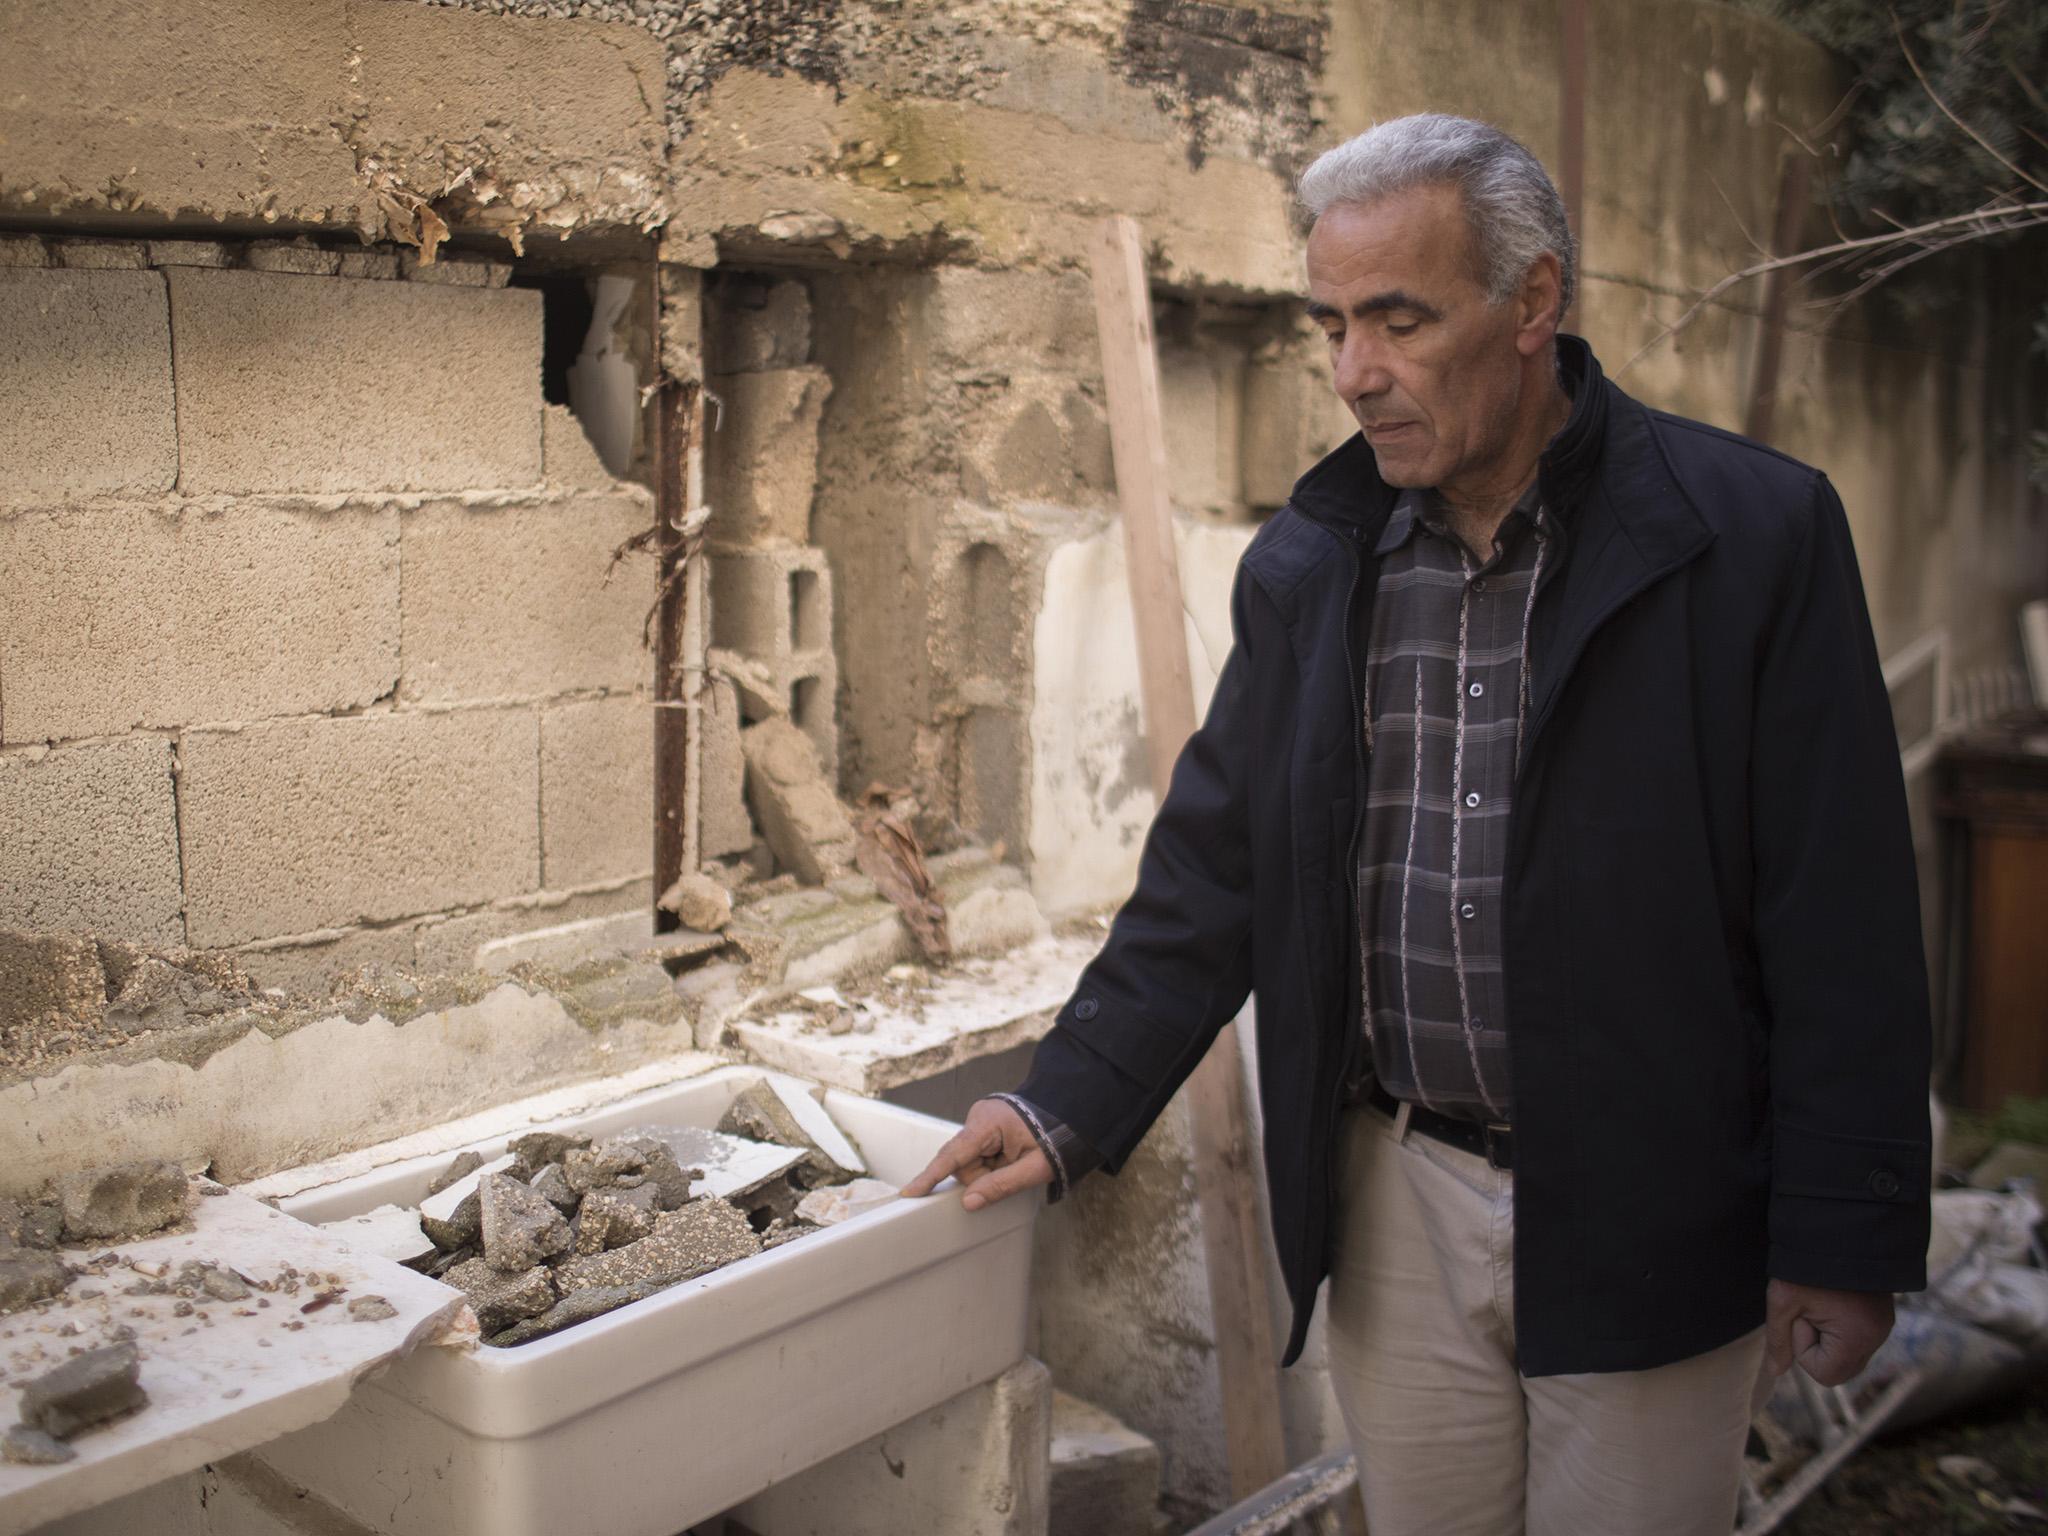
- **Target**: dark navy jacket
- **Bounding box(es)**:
[1014,337,1931,1376]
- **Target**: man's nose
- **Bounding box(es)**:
[1333,333,1393,403]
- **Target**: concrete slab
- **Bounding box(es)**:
[1050,1390,1161,1536]
[729,934,1092,1095]
[0,1184,467,1533]
[0,738,184,948]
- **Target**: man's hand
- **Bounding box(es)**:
[902,1098,1054,1212]
[1764,1280,1895,1387]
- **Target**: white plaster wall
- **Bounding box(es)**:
[1027,518,1253,916]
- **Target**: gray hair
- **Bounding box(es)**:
[1297,114,1577,314]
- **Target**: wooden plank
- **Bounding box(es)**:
[1090,213,1291,1501]
[1744,154,1812,444]
[1184,1448,1360,1536]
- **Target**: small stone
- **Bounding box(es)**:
[795,1178,899,1227]
[527,1163,578,1213]
[485,1281,664,1348]
[444,1259,554,1333]
[609,1138,696,1211]
[1,1424,75,1464]
[573,1187,657,1255]
[0,1253,70,1316]
[507,1132,588,1179]
[478,1174,571,1273]
[346,1295,398,1322]
[18,1205,62,1250]
[19,1342,147,1438]
[425,1150,485,1198]
[659,872,734,932]
[420,1191,482,1253]
[52,1161,188,1241]
[563,1140,647,1195]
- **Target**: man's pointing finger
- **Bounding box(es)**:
[960,1150,1052,1212]
[902,1125,998,1198]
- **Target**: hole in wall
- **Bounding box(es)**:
[791,675,823,737]
[790,568,824,653]
[513,268,650,479]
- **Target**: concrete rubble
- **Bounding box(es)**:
[392,1079,891,1347]
[15,1340,149,1439]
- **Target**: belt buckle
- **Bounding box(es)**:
[1482,1122,1513,1171]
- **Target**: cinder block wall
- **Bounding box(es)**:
[0,237,658,992]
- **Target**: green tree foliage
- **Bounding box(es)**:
[1733,1,2048,478]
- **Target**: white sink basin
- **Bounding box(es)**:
[256,1066,1037,1536]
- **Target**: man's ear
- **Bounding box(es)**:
[1514,252,1564,356]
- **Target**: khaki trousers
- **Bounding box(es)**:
[1325,1103,1768,1536]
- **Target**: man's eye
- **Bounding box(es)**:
[1321,328,1343,345]
[1387,319,1420,336]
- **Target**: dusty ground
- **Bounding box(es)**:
[1782,1373,2048,1533]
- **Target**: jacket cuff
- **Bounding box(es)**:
[1769,1118,1930,1293]
[985,1093,1102,1204]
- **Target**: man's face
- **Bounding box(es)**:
[1305,185,1540,493]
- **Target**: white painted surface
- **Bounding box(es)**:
[257,1067,1038,1536]
[730,933,1096,1093]
[1028,518,1251,914]
[0,1186,468,1535]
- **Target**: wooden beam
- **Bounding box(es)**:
[1744,153,1813,445]
[1089,213,1291,1502]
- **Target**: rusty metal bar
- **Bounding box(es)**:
[652,377,703,929]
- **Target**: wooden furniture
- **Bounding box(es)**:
[1937,712,2048,1113]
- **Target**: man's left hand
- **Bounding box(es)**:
[1764,1280,1895,1387]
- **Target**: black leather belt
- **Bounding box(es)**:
[1366,1081,1515,1171]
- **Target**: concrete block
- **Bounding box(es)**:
[412,877,650,975]
[348,0,668,237]
[0,0,362,232]
[741,719,854,886]
[0,269,176,499]
[178,711,540,948]
[244,240,340,276]
[147,240,231,269]
[230,924,421,1000]
[0,236,48,268]
[472,908,656,975]
[1241,352,1354,508]
[1050,1391,1161,1536]
[730,1357,1052,1536]
[542,403,615,489]
[0,503,400,744]
[52,240,146,270]
[930,268,1097,372]
[701,676,754,859]
[399,252,512,288]
[710,275,811,372]
[540,696,654,889]
[336,249,402,281]
[705,367,832,546]
[0,737,183,946]
[399,493,654,703]
[710,545,833,662]
[1159,343,1234,512]
[168,268,542,494]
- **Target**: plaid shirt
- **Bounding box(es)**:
[1358,481,1558,1122]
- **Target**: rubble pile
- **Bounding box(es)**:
[364,1077,890,1348]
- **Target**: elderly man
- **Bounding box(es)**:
[906,114,1930,1534]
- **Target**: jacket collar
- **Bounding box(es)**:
[1279,335,1718,752]
[1287,334,1610,540]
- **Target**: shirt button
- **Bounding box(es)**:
[1460,902,1477,920]
[1471,578,1487,593]
[1468,682,1484,699]
[1868,1168,1901,1199]
[1464,791,1481,808]
[1074,997,1100,1021]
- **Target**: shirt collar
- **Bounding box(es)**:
[1374,478,1546,558]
